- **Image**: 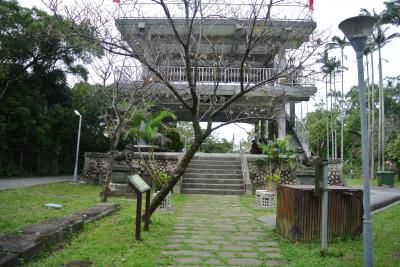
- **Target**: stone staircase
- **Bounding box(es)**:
[181,155,244,195]
[286,124,303,153]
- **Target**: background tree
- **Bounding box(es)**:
[199,133,233,153]
[326,36,349,161]
[382,0,400,26]
[361,8,400,171]
[88,54,158,202]
[0,1,104,176]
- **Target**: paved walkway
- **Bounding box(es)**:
[160,195,287,266]
[352,185,400,211]
[0,176,71,190]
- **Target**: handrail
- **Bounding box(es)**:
[239,141,250,193]
[293,114,311,157]
[115,65,315,87]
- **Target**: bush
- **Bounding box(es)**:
[165,129,184,152]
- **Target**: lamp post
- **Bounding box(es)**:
[73,110,82,183]
[339,15,376,267]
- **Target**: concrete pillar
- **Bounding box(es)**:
[268,120,276,141]
[277,104,286,140]
[254,121,260,143]
[289,102,296,127]
[260,120,266,142]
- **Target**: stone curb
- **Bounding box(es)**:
[0,203,120,267]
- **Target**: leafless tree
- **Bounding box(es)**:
[47,0,322,216]
[90,53,157,202]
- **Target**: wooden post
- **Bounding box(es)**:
[127,175,151,241]
[136,191,142,241]
[144,191,150,231]
[314,157,323,197]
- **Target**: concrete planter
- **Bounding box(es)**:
[256,190,275,208]
[153,191,172,209]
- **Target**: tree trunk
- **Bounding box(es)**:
[147,132,209,218]
[101,148,115,202]
[378,46,385,171]
[341,48,344,162]
[325,79,330,160]
[371,52,376,178]
[377,47,382,171]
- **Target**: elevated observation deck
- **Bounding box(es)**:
[114,1,317,122]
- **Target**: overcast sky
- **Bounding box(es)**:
[20,0,400,144]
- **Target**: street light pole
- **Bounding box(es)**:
[73,110,82,183]
[339,15,376,267]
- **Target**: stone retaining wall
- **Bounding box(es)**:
[248,157,296,189]
[81,152,180,186]
[248,156,345,189]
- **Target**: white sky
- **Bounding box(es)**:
[20,0,400,144]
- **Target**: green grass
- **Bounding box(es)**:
[28,194,187,267]
[240,194,276,217]
[264,203,400,266]
[345,177,400,187]
[3,183,399,266]
[0,183,100,234]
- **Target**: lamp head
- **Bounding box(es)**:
[339,15,376,53]
[74,110,81,116]
[339,15,376,41]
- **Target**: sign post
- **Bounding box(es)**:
[127,175,151,241]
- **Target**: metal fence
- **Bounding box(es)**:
[115,65,315,87]
[0,148,84,178]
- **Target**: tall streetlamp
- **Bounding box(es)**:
[73,110,82,183]
[339,15,376,267]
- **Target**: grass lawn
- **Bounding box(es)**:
[0,182,100,234]
[271,202,400,266]
[28,193,187,267]
[346,177,400,187]
[2,183,400,266]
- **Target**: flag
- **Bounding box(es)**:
[113,0,121,4]
[308,0,314,11]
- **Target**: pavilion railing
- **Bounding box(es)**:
[115,65,315,87]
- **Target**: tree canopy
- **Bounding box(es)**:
[0,1,105,176]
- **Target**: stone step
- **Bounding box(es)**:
[191,157,240,162]
[182,183,244,190]
[185,168,242,174]
[296,168,315,177]
[183,178,244,184]
[188,163,241,169]
[184,173,242,179]
[189,160,240,166]
[181,188,244,195]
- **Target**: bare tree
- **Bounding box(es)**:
[47,0,321,216]
[90,53,157,202]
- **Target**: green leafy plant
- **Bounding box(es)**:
[257,139,295,188]
[263,174,281,187]
[164,129,184,152]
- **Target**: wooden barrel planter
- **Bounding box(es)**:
[276,185,363,241]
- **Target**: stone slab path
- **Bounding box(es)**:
[159,195,287,266]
